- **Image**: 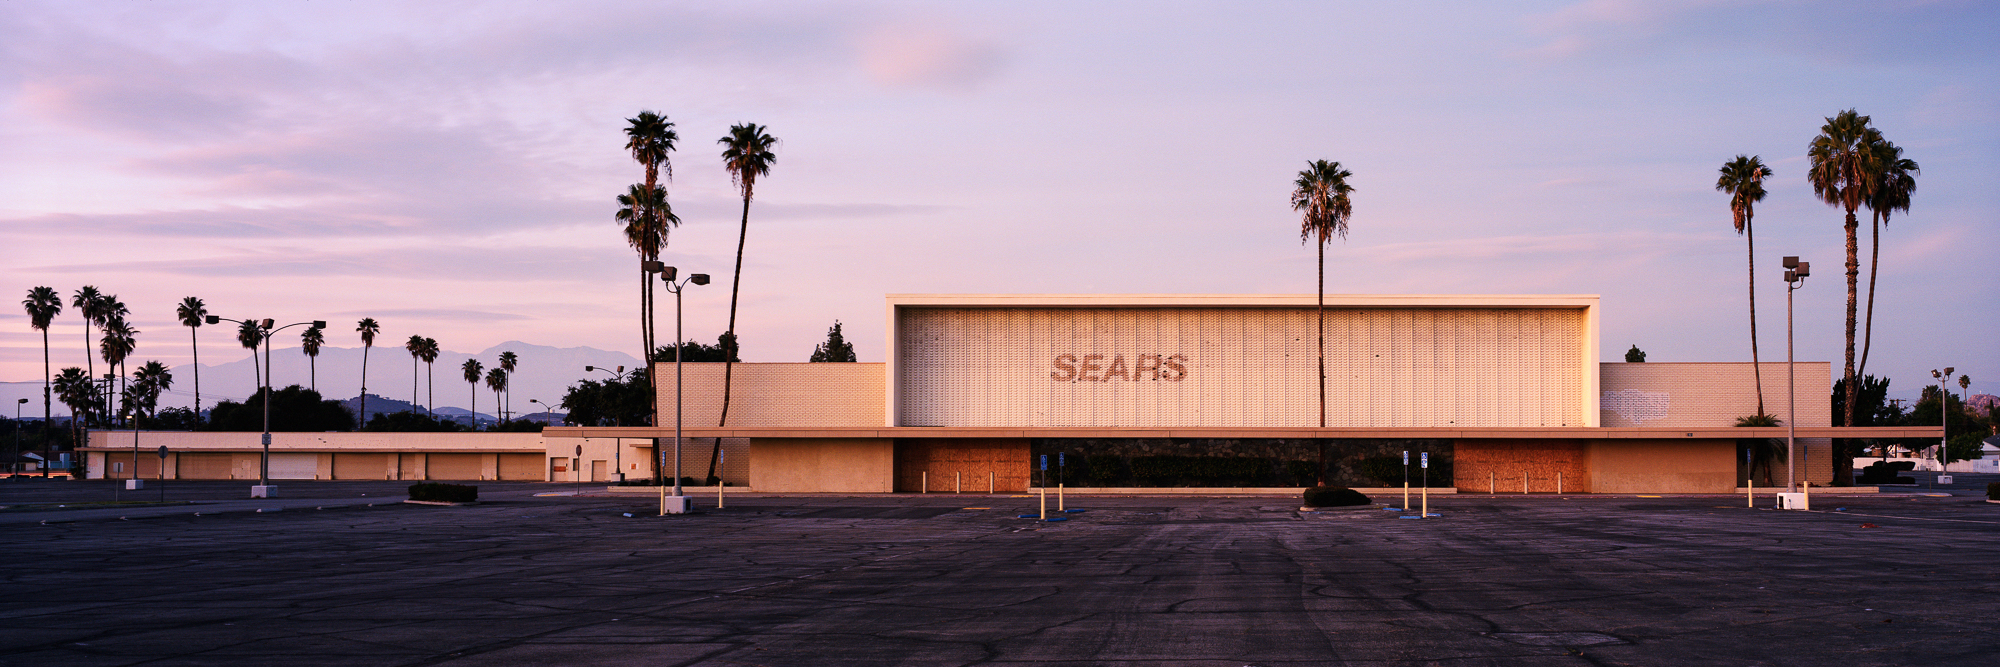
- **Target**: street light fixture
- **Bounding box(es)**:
[206,316,325,498]
[662,266,709,515]
[1782,257,1808,494]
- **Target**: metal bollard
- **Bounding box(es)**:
[1524,473,1529,494]
[1557,472,1563,495]
[921,471,927,494]
[989,471,995,494]
[956,471,961,494]
[1746,478,1753,508]
[1489,471,1495,494]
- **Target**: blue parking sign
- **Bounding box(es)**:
[1420,452,1429,468]
[1040,455,1048,471]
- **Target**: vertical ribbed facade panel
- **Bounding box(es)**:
[897,307,1585,427]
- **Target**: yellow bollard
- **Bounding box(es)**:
[1402,479,1409,511]
[956,471,961,494]
[1039,485,1047,520]
[989,471,995,494]
[921,471,927,494]
[1421,484,1428,518]
[1059,483,1065,511]
[1489,471,1495,495]
[1746,478,1753,508]
[1557,472,1563,495]
[1523,473,1529,495]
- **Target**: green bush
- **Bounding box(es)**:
[1858,461,1916,484]
[1302,486,1370,508]
[1987,482,1998,501]
[408,482,478,503]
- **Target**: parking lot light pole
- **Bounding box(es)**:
[1929,367,1955,483]
[662,266,709,514]
[1782,257,1808,493]
[12,398,24,476]
[208,316,324,498]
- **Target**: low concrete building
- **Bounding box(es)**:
[552,294,1937,494]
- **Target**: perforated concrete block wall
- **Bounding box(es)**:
[1600,362,1833,484]
[897,307,1588,428]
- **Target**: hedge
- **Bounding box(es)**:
[1303,486,1370,508]
[408,482,478,503]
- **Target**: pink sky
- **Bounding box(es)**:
[4,1,1996,410]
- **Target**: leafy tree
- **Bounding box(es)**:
[489,419,544,433]
[560,369,653,428]
[175,297,207,420]
[1807,109,1882,485]
[1831,375,1894,458]
[142,407,200,431]
[22,286,62,454]
[301,323,325,392]
[355,317,380,423]
[1717,155,1772,415]
[205,385,354,432]
[1624,345,1646,363]
[653,334,740,362]
[52,366,97,445]
[1857,138,1918,382]
[363,410,468,433]
[809,321,857,362]
[1903,383,1988,466]
[461,358,483,430]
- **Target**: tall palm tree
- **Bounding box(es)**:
[1857,138,1918,380]
[236,319,263,398]
[462,359,484,429]
[498,350,518,421]
[70,286,104,385]
[98,316,137,427]
[1292,159,1354,487]
[1716,155,1773,416]
[625,110,679,402]
[405,335,426,413]
[716,123,777,430]
[175,297,207,420]
[93,294,127,421]
[22,287,62,454]
[1807,109,1879,485]
[301,324,325,392]
[356,318,380,424]
[484,367,508,425]
[419,337,440,417]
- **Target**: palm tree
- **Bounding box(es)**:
[625,110,679,407]
[1292,159,1354,487]
[498,350,518,421]
[484,367,508,425]
[405,335,426,413]
[98,316,137,427]
[301,324,325,392]
[236,319,263,401]
[716,123,777,430]
[1857,138,1918,380]
[1807,109,1879,485]
[22,287,62,454]
[53,367,95,451]
[1735,413,1785,487]
[70,286,103,385]
[356,317,380,424]
[419,337,440,417]
[132,360,173,423]
[175,297,207,421]
[1716,155,1773,416]
[462,359,483,429]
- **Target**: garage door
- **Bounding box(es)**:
[497,454,542,480]
[269,453,319,480]
[179,453,234,479]
[332,453,392,480]
[427,453,483,480]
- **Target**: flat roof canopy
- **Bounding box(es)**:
[546,426,1938,440]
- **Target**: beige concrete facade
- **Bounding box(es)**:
[749,438,894,493]
[83,431,629,482]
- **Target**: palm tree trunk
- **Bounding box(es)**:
[712,193,751,482]
[190,326,202,421]
[1837,207,1860,486]
[413,356,419,414]
[1858,210,1882,377]
[360,347,370,427]
[469,383,475,431]
[426,362,434,417]
[1316,240,1327,486]
[41,328,51,458]
[309,354,316,393]
[1747,216,1763,416]
[640,264,659,483]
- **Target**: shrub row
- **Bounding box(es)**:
[1858,460,1918,485]
[1303,486,1371,507]
[408,482,478,503]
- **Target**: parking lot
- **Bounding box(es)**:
[3,477,1997,666]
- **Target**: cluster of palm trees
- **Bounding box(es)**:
[1717,109,1921,485]
[457,350,519,429]
[617,110,776,482]
[19,286,178,454]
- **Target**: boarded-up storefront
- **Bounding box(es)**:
[332,453,392,480]
[427,453,483,480]
[497,454,541,480]
[895,438,1029,493]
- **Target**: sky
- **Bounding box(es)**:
[3,0,1996,415]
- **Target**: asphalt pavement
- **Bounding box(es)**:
[1,478,1996,666]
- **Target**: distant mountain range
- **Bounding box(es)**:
[0,341,638,420]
